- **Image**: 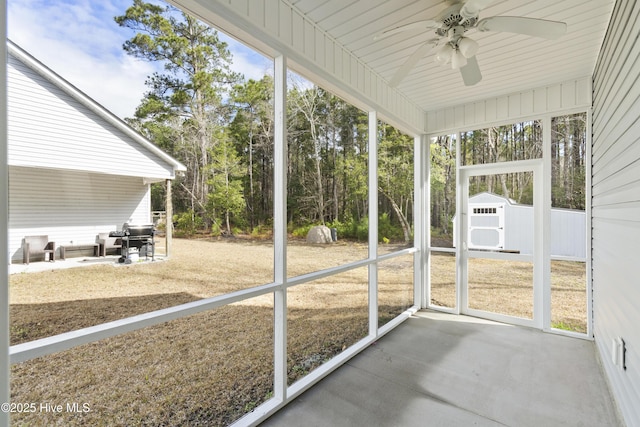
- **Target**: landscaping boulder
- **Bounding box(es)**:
[306,225,333,244]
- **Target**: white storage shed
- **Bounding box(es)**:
[7,40,185,263]
[454,192,586,259]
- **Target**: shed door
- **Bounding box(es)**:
[468,203,505,250]
[459,161,543,328]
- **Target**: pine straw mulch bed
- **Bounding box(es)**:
[9,238,413,426]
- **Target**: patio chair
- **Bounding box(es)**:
[96,232,122,257]
[23,235,56,264]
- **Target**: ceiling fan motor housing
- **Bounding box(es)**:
[436,4,477,37]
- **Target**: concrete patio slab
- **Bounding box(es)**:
[262,310,622,427]
[9,254,166,275]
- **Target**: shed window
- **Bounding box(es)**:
[473,207,497,214]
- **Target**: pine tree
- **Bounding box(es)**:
[116,0,241,226]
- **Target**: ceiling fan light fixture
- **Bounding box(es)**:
[378,1,567,87]
[435,44,453,65]
[458,37,479,58]
[451,49,467,69]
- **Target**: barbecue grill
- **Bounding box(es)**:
[110,223,155,263]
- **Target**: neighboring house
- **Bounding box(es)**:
[453,192,586,259]
[6,40,185,263]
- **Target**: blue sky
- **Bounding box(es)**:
[7,0,274,119]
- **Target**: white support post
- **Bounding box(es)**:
[540,116,552,330]
[585,109,593,338]
[424,134,430,309]
[414,135,427,308]
[368,111,378,336]
[455,132,464,315]
[273,54,288,402]
[1,1,10,423]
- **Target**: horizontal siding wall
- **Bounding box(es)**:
[592,0,640,425]
[9,166,150,263]
[425,77,591,134]
[174,0,425,135]
[7,55,174,180]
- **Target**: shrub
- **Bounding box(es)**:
[326,215,405,243]
[377,212,392,241]
[251,223,274,239]
[291,223,314,239]
[210,222,222,237]
[287,214,404,243]
[173,210,203,237]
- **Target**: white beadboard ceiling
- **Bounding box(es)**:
[288,0,615,112]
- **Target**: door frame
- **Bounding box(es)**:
[457,159,545,329]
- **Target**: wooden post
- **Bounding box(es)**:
[166,178,172,258]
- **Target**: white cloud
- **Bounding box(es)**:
[8,0,155,119]
[7,0,275,119]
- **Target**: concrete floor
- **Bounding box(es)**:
[262,310,622,427]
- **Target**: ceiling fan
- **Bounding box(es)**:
[375,0,567,87]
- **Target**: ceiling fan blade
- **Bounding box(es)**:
[389,42,434,87]
[460,56,482,86]
[374,20,439,41]
[460,0,495,19]
[477,16,567,40]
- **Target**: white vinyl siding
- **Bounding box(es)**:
[9,166,150,263]
[425,77,591,135]
[592,0,640,425]
[7,55,174,181]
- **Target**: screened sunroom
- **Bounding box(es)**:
[1,0,638,426]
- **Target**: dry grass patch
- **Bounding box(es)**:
[9,239,586,425]
[287,241,369,277]
[428,252,587,333]
[285,250,415,386]
[551,260,587,332]
[9,238,396,344]
[429,252,457,308]
[11,303,275,426]
[378,254,414,325]
[287,268,369,384]
[468,258,535,319]
[10,238,410,426]
[10,238,275,306]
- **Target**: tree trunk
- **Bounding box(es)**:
[379,187,411,244]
